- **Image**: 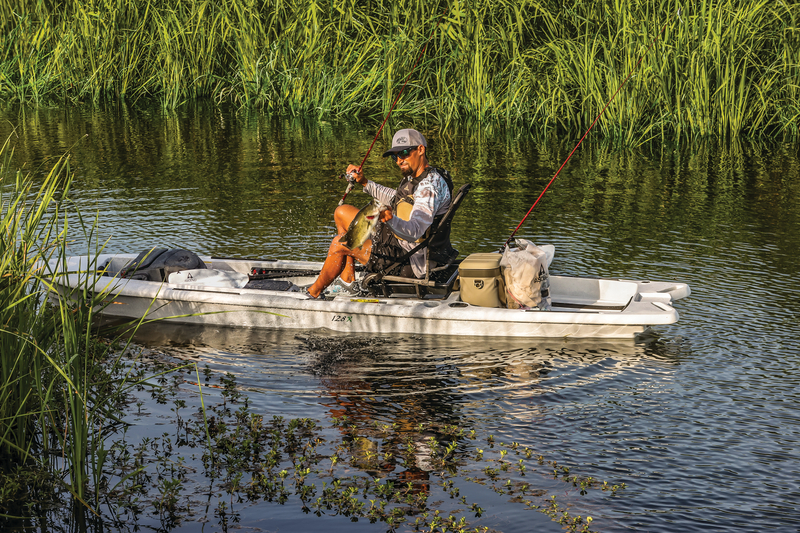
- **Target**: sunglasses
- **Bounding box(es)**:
[391,147,417,162]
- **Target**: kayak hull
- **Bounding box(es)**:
[49,254,691,339]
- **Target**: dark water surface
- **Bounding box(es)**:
[3,105,800,532]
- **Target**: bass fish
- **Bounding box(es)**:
[339,199,384,250]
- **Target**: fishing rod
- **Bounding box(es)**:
[338,13,445,206]
[503,10,680,248]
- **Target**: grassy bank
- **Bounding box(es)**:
[1,0,798,142]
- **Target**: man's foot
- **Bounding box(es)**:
[324,277,362,297]
[302,288,326,300]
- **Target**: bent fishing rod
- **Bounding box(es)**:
[339,13,445,206]
[503,10,680,248]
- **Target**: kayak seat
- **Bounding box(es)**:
[362,183,471,299]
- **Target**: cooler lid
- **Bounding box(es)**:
[459,253,502,275]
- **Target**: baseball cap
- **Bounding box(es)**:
[381,128,427,157]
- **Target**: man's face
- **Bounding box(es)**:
[394,146,421,177]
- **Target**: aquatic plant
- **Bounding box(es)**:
[0,136,163,519]
[1,0,799,141]
[0,135,78,477]
[97,366,616,533]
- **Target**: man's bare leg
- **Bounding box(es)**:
[334,204,359,283]
[307,237,371,298]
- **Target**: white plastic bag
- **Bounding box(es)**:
[500,239,553,310]
[167,269,249,289]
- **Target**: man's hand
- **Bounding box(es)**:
[379,207,393,223]
[346,164,367,186]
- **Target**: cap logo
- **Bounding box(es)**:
[396,136,408,144]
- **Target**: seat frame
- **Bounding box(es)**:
[362,183,471,299]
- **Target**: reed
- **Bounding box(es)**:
[0,136,147,511]
[1,0,799,141]
[0,138,69,471]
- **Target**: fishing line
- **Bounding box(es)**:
[338,12,445,206]
[503,11,679,248]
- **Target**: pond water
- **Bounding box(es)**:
[3,104,800,532]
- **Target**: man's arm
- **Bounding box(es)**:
[364,181,396,206]
[345,164,395,205]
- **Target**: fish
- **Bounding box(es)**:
[338,198,384,250]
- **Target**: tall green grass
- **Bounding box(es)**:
[1,137,70,471]
[0,136,144,513]
[1,0,799,141]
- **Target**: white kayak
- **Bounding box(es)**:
[50,253,690,339]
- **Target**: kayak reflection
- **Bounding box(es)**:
[125,323,683,496]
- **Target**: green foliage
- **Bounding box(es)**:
[101,369,612,533]
[1,0,798,141]
[0,136,74,473]
[0,135,153,515]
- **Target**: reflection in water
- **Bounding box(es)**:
[129,322,681,525]
[3,105,800,283]
[127,320,800,533]
[129,323,678,406]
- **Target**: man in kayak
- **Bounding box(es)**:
[305,128,457,299]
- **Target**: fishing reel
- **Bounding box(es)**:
[337,170,361,205]
[337,171,357,184]
[361,272,389,297]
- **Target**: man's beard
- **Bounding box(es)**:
[401,166,414,178]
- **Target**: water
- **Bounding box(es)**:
[3,104,800,531]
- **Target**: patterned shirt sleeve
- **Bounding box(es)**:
[363,180,396,207]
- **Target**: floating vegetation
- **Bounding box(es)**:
[57,360,621,533]
[1,0,799,141]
